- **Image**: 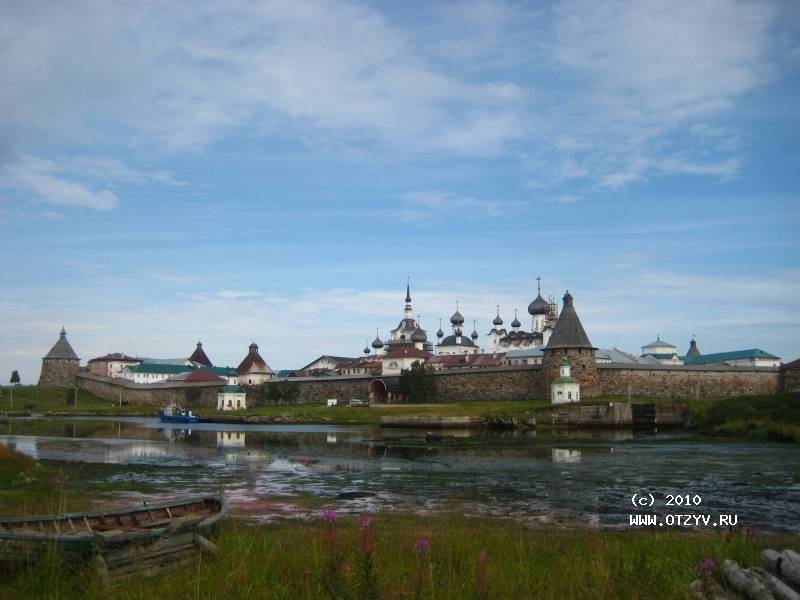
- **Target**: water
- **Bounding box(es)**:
[1,417,798,532]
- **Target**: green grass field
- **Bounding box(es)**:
[0,511,785,600]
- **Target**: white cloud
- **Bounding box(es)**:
[0,155,118,210]
[391,191,527,222]
[0,1,530,157]
[538,0,777,189]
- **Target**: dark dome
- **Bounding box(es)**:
[450,310,464,325]
[411,328,427,342]
[470,329,479,340]
[371,335,383,349]
[363,345,370,355]
[454,327,463,336]
[492,314,503,326]
[440,334,476,347]
[528,293,549,316]
[511,316,521,328]
[436,327,444,338]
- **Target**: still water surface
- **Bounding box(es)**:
[1,417,798,531]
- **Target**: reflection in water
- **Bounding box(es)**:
[0,416,799,532]
[551,448,581,463]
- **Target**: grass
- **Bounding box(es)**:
[688,392,800,442]
[0,513,787,599]
[0,386,155,416]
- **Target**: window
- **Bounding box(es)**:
[568,392,572,400]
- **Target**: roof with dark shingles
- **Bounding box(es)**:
[87,353,141,363]
[382,347,432,359]
[189,342,213,367]
[43,329,79,360]
[544,292,595,350]
[236,345,274,375]
[781,358,800,370]
[438,334,476,347]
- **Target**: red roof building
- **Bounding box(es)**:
[236,343,275,385]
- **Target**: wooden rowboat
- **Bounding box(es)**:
[0,495,227,578]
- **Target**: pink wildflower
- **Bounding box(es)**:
[321,509,337,524]
[358,516,372,528]
[695,557,716,577]
[414,538,430,554]
[478,549,489,563]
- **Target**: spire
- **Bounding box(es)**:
[60,326,67,337]
[43,327,79,360]
[404,277,412,317]
[537,276,542,294]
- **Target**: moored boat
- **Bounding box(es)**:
[159,404,200,423]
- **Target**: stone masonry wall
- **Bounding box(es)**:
[542,348,600,398]
[781,367,800,393]
[38,359,80,387]
[77,374,222,407]
[598,364,780,398]
[76,364,783,408]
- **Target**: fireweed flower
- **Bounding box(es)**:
[414,538,430,554]
[477,549,489,562]
[321,509,337,524]
[695,558,716,577]
[358,516,372,528]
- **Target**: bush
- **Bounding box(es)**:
[400,361,438,402]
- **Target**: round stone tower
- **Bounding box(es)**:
[38,327,80,387]
[541,291,599,398]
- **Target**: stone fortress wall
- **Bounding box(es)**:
[78,362,782,407]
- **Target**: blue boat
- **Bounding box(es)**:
[159,404,200,423]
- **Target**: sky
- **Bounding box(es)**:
[1,0,799,382]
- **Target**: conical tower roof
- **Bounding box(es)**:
[686,338,701,357]
[545,291,594,350]
[43,327,79,360]
[189,341,213,367]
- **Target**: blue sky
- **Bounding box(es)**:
[1,0,799,381]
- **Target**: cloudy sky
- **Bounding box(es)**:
[1,0,799,381]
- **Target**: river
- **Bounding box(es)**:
[1,416,798,532]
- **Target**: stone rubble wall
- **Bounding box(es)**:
[76,363,783,407]
[76,373,222,407]
[597,364,780,398]
[38,359,80,387]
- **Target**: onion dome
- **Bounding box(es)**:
[436,318,444,338]
[363,341,371,355]
[492,305,503,327]
[511,309,521,329]
[450,303,464,326]
[470,329,479,340]
[528,293,549,316]
[454,327,463,337]
[371,332,383,349]
[411,327,427,343]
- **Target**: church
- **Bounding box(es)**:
[488,278,559,353]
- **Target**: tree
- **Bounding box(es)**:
[10,371,20,385]
[265,382,283,404]
[399,361,438,403]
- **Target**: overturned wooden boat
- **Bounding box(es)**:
[0,495,227,578]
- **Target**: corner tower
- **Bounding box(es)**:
[542,291,599,397]
[38,327,80,387]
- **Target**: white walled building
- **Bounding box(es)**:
[640,336,683,365]
[217,385,247,410]
[551,359,580,404]
[236,343,275,385]
[87,353,142,378]
[380,347,432,376]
